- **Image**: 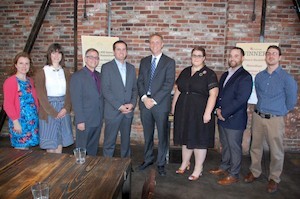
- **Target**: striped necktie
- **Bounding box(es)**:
[148,57,156,94]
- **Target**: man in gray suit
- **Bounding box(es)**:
[101,40,138,158]
[70,48,103,156]
[137,33,176,176]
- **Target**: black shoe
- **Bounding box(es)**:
[137,162,153,171]
[157,165,166,176]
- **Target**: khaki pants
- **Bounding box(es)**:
[249,112,285,183]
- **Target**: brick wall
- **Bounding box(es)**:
[0,0,299,151]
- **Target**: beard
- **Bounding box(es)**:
[229,59,243,68]
[229,60,238,68]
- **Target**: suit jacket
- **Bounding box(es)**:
[216,66,253,130]
[137,54,175,112]
[70,67,103,128]
[101,59,138,119]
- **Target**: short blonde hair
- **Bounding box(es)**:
[149,33,163,41]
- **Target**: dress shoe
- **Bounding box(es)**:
[217,176,239,185]
[137,162,153,171]
[157,166,166,176]
[209,168,228,176]
[244,172,258,183]
[267,179,278,193]
[176,163,190,174]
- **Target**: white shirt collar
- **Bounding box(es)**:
[152,53,162,61]
[228,65,241,74]
[114,59,126,67]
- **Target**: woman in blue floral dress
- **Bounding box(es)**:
[3,52,39,149]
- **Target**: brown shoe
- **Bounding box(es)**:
[244,172,257,183]
[209,168,228,176]
[267,179,278,193]
[217,176,239,185]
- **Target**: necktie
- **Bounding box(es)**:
[92,72,101,93]
[148,57,156,94]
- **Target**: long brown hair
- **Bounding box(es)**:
[46,43,65,67]
[8,52,34,77]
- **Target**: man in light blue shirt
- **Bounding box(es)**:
[244,45,298,193]
[101,40,138,158]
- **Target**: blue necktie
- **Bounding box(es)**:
[148,57,156,94]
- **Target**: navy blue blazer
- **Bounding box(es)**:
[216,66,253,130]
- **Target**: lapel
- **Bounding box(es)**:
[125,63,132,89]
[152,54,165,80]
[112,60,125,88]
[83,67,100,95]
[219,72,227,95]
[146,56,152,83]
[222,67,244,90]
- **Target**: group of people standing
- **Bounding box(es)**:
[3,33,297,193]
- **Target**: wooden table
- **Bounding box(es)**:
[0,148,131,199]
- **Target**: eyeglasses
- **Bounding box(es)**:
[266,52,279,56]
[86,56,100,60]
[192,54,204,58]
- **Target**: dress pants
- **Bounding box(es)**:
[140,108,168,166]
[76,125,102,156]
[218,125,244,178]
[103,114,132,158]
[250,112,285,183]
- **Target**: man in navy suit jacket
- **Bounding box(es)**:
[70,48,104,156]
[137,33,175,176]
[209,47,252,185]
[101,40,137,158]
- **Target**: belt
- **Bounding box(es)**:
[184,92,201,95]
[254,109,278,119]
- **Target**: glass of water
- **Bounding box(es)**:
[31,182,49,199]
[73,147,87,164]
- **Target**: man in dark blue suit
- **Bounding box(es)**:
[137,33,175,176]
[209,47,252,185]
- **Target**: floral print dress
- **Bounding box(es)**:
[8,77,39,148]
